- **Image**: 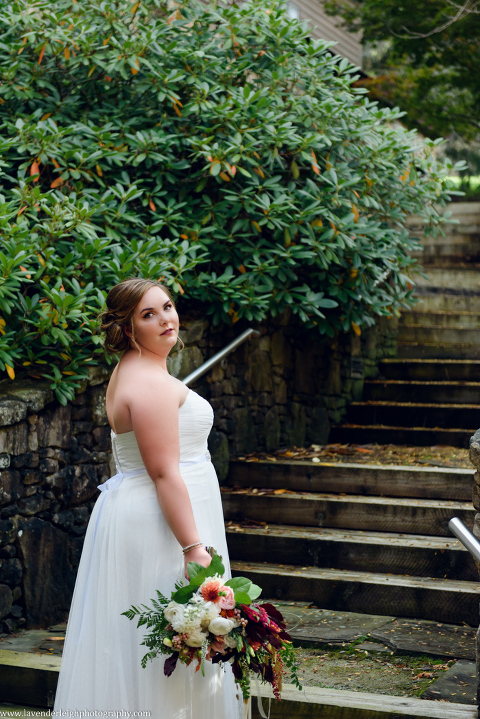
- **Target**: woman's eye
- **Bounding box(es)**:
[165,304,172,310]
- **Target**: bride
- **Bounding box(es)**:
[53,278,243,718]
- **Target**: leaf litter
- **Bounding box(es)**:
[237,443,471,469]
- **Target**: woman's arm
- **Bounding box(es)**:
[126,370,212,576]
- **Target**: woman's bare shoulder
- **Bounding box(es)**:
[115,355,183,406]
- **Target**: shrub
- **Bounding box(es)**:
[0,0,461,402]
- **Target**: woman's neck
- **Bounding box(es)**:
[125,346,170,373]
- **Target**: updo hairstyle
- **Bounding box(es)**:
[99,278,175,355]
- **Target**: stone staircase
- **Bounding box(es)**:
[330,201,480,448]
[224,207,480,623]
[223,202,480,714]
[223,460,480,626]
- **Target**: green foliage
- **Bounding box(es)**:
[324,0,480,141]
[279,641,303,693]
[171,550,225,604]
[0,0,460,399]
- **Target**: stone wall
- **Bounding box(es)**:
[0,367,112,634]
[0,314,398,634]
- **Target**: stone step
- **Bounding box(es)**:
[412,232,480,246]
[0,686,475,718]
[397,325,480,345]
[400,311,480,329]
[231,561,480,625]
[379,359,480,382]
[413,290,480,313]
[422,659,477,704]
[329,424,473,449]
[413,248,480,267]
[275,604,477,660]
[416,201,480,217]
[0,649,59,708]
[221,490,474,537]
[227,460,473,501]
[363,379,480,405]
[226,524,477,580]
[253,684,477,718]
[396,342,480,360]
[347,401,480,429]
[439,200,480,217]
[408,201,480,224]
[413,268,480,291]
[412,240,480,264]
[418,224,480,238]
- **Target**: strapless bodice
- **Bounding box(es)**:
[110,389,214,474]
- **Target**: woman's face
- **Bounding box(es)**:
[127,286,179,356]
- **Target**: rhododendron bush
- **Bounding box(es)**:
[0,0,462,401]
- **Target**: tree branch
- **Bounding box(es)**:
[393,0,480,39]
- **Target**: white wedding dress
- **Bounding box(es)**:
[54,389,244,719]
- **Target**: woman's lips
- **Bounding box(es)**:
[161,328,174,335]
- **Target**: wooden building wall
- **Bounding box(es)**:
[287,0,363,67]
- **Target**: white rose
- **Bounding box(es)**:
[208,617,235,636]
[224,634,238,649]
[170,606,187,632]
[164,601,182,624]
[185,627,208,647]
[201,601,221,629]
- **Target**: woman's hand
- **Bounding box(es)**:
[184,545,212,580]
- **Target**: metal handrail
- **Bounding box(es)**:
[182,328,260,386]
[448,517,480,563]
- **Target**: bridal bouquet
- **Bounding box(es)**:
[122,550,301,700]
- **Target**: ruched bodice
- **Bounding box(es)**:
[111,389,214,473]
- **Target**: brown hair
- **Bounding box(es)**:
[99,278,175,355]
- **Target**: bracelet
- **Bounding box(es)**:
[182,541,203,555]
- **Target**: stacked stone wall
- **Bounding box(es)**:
[0,314,397,634]
[0,367,112,634]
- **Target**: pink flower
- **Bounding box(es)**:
[211,636,227,653]
[219,585,235,610]
[201,578,224,603]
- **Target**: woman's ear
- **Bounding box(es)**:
[124,323,132,339]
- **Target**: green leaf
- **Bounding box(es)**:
[170,585,196,604]
[233,591,252,605]
[247,583,262,600]
[224,577,253,592]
